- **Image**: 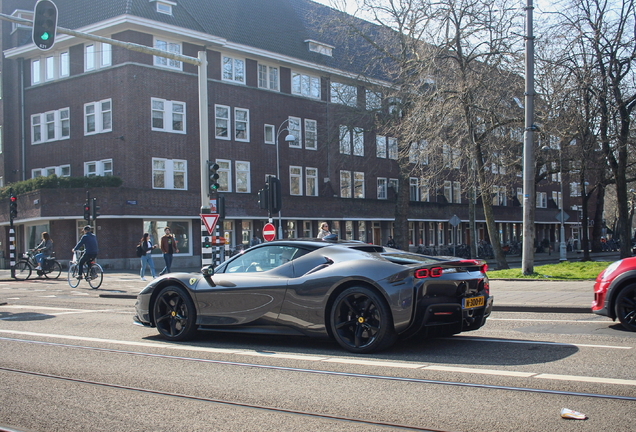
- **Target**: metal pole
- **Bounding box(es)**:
[522,0,536,275]
[276,130,282,240]
[559,148,567,261]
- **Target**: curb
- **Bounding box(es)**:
[492,305,590,314]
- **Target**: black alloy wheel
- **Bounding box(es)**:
[330,286,396,354]
[153,285,197,341]
[615,283,636,332]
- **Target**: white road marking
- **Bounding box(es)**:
[446,336,632,350]
[490,318,604,323]
[0,329,634,387]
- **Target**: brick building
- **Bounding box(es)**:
[0,0,590,269]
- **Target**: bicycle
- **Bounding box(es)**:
[14,250,62,280]
[68,250,103,289]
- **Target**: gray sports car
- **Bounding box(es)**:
[134,238,493,353]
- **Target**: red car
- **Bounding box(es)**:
[592,258,636,331]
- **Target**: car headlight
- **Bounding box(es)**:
[601,260,623,280]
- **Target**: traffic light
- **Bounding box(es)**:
[217,195,225,220]
[32,0,58,51]
[258,187,269,210]
[9,191,18,220]
[83,200,91,222]
[92,197,100,220]
[208,161,220,195]
[268,176,282,214]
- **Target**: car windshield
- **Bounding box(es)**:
[381,252,445,265]
[225,245,301,273]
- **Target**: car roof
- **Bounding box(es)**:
[262,238,371,247]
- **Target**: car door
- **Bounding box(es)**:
[194,244,298,326]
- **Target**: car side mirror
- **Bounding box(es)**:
[201,264,215,277]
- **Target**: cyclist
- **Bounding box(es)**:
[73,225,99,280]
[34,232,53,270]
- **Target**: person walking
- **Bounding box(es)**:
[387,236,396,248]
[34,232,53,270]
[139,232,158,281]
[249,234,261,247]
[159,227,179,275]
[317,222,330,239]
[73,226,99,280]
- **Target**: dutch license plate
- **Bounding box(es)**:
[463,296,485,309]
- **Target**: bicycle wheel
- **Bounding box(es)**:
[68,263,81,288]
[43,260,62,279]
[88,263,103,289]
[14,260,32,280]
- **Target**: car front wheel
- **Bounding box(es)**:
[615,283,636,332]
[330,286,396,354]
[153,285,197,341]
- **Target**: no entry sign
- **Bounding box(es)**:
[263,223,276,242]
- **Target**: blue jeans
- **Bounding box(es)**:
[141,254,156,278]
[161,253,173,274]
[35,253,46,266]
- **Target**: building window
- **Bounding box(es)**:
[151,98,185,133]
[85,99,112,135]
[85,44,95,71]
[305,119,317,150]
[291,71,320,99]
[536,191,547,208]
[60,52,69,77]
[85,43,111,71]
[222,55,245,83]
[290,166,302,196]
[517,187,523,206]
[264,124,275,144]
[236,161,250,193]
[444,181,452,203]
[366,90,382,111]
[570,182,581,197]
[443,144,451,167]
[152,158,187,190]
[288,116,301,148]
[340,171,352,198]
[353,128,364,156]
[101,43,112,67]
[143,220,189,255]
[376,135,386,158]
[410,178,419,201]
[32,164,70,178]
[215,105,230,139]
[453,181,461,204]
[306,167,318,196]
[339,126,351,155]
[32,59,41,84]
[388,137,398,160]
[154,38,182,70]
[377,178,387,199]
[303,221,312,238]
[330,82,357,107]
[499,186,507,206]
[217,159,232,192]
[233,108,249,141]
[389,178,398,194]
[354,172,365,199]
[258,64,279,91]
[306,40,334,56]
[420,180,429,202]
[46,56,54,80]
[155,1,174,15]
[84,159,113,177]
[31,108,70,144]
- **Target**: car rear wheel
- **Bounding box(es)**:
[153,285,197,341]
[614,283,636,332]
[330,286,396,354]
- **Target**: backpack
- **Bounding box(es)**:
[136,244,144,257]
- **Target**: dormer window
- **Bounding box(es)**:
[305,40,334,57]
[150,0,176,15]
[10,10,33,34]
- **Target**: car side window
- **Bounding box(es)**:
[226,245,299,273]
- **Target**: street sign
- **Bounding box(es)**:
[449,215,461,227]
[200,213,220,235]
[556,212,570,223]
[263,223,276,242]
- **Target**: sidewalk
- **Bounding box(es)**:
[0,250,620,312]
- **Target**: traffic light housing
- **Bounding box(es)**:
[83,201,91,222]
[268,176,282,214]
[32,0,58,51]
[258,187,269,210]
[92,197,100,220]
[208,161,220,195]
[9,192,18,220]
[217,195,225,220]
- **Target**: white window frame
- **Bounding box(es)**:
[536,191,547,208]
[420,180,429,202]
[291,71,321,99]
[215,105,231,140]
[151,98,185,134]
[570,182,581,197]
[31,108,70,144]
[152,158,187,190]
[305,119,317,150]
[444,181,452,203]
[288,116,301,148]
[388,137,398,160]
[84,159,113,177]
[330,82,357,107]
[154,38,182,70]
[222,55,246,84]
[354,172,365,199]
[453,181,461,204]
[339,125,351,155]
[32,59,41,85]
[60,51,69,77]
[340,170,352,198]
[376,135,386,158]
[290,166,302,196]
[217,159,232,192]
[85,44,95,71]
[235,161,251,193]
[32,164,70,178]
[306,167,318,196]
[264,124,275,144]
[154,0,174,15]
[410,177,419,201]
[377,177,387,199]
[85,99,112,135]
[258,63,279,91]
[84,43,111,72]
[234,108,249,142]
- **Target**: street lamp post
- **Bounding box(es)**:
[543,145,567,262]
[276,119,296,240]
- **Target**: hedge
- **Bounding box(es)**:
[0,175,123,199]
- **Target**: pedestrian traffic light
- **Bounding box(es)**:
[268,176,282,214]
[258,187,269,211]
[208,161,220,195]
[32,0,58,51]
[83,200,91,222]
[9,191,18,220]
[92,197,100,220]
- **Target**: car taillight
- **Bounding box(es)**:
[415,267,443,278]
[481,264,487,273]
[457,260,486,273]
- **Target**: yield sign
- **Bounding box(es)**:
[200,213,220,235]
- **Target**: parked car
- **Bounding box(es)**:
[134,238,492,353]
[592,257,636,331]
